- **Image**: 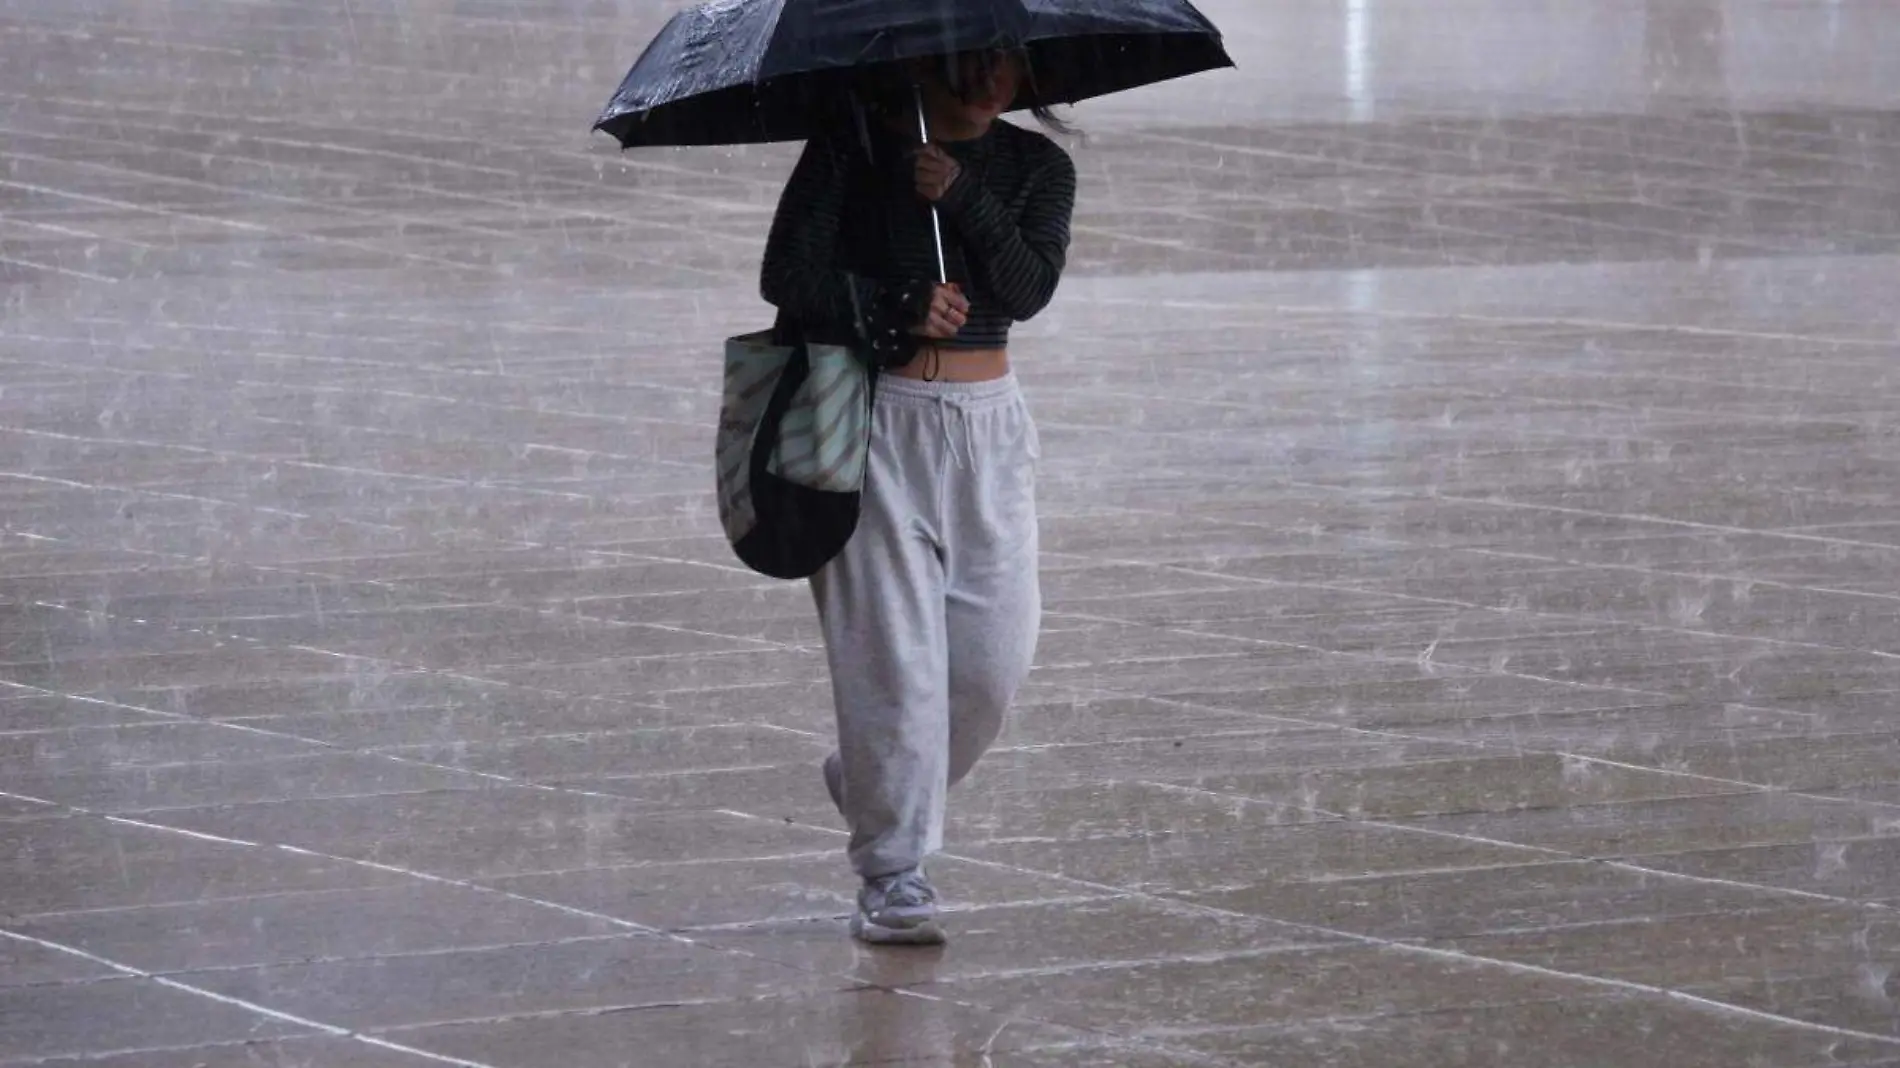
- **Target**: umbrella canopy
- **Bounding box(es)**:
[593,0,1233,148]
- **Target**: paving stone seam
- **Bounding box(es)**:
[3,796,1238,1067]
[1148,777,1900,916]
[0,171,496,275]
[1080,522,1900,650]
[907,836,1900,1049]
[9,585,1896,948]
[0,928,498,1067]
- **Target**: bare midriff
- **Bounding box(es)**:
[888,345,1011,382]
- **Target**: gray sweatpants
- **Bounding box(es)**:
[811,372,1041,879]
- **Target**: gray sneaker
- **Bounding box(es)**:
[852,868,946,946]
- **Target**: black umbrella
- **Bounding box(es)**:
[592,0,1234,150]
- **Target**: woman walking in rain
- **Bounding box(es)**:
[760,49,1077,945]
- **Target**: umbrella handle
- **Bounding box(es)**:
[914,85,948,285]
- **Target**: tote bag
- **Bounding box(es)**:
[715,330,874,579]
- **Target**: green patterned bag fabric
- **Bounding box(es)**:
[715,330,874,579]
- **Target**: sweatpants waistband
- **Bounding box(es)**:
[874,371,1021,411]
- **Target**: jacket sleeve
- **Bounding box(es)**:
[934,146,1076,321]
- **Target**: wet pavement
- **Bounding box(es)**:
[4,0,1900,1064]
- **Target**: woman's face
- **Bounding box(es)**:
[940,51,1023,124]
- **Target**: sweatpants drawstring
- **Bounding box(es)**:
[936,397,978,471]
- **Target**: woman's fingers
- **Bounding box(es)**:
[906,284,967,339]
[907,312,959,339]
[913,146,961,202]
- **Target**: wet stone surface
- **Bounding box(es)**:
[5,0,1900,1064]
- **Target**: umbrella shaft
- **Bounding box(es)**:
[915,86,948,285]
[927,210,947,286]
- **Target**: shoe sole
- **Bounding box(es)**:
[851,913,947,946]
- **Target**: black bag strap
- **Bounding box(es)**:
[845,275,882,415]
